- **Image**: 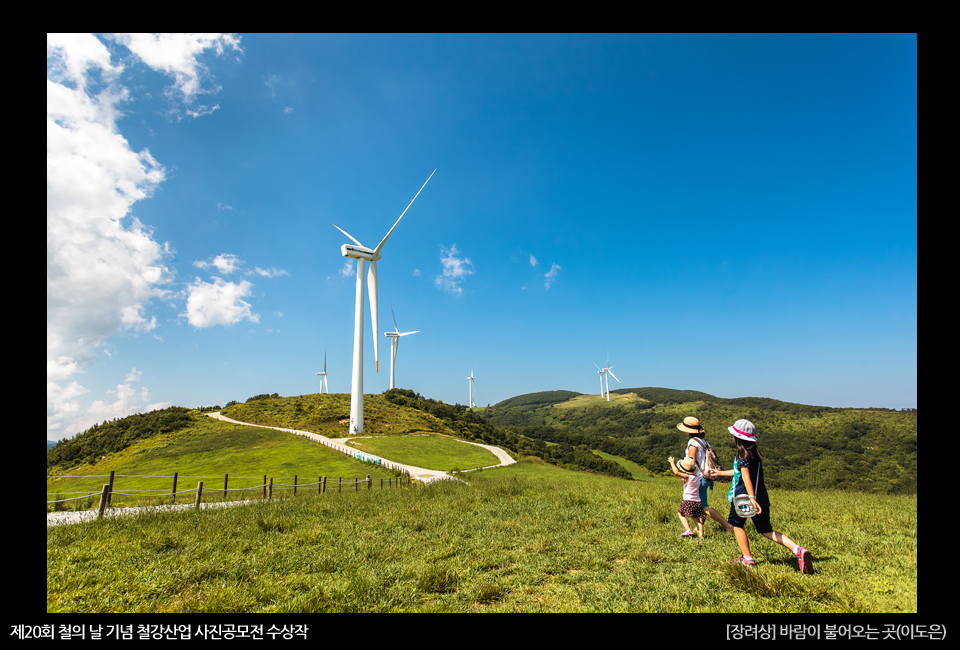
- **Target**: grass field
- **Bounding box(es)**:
[345,434,501,472]
[47,456,916,613]
[47,413,406,510]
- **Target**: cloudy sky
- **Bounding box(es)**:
[47,34,917,441]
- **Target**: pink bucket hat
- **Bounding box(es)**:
[728,419,757,442]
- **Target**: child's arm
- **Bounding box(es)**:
[667,456,684,478]
[740,464,763,515]
[706,468,734,479]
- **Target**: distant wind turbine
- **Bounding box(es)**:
[316,351,329,394]
[594,353,620,401]
[467,363,477,408]
[385,302,419,390]
[333,169,436,433]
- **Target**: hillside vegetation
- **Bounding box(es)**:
[483,387,917,494]
[47,412,407,508]
[48,386,917,495]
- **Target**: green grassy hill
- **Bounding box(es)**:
[483,387,917,494]
[46,389,917,613]
[219,392,457,437]
[46,411,409,509]
[47,459,917,613]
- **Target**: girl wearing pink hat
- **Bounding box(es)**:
[705,419,814,574]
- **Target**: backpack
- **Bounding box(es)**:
[689,437,726,488]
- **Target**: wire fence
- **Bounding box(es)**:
[47,469,411,519]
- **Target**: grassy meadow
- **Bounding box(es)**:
[346,434,501,471]
[47,455,917,612]
[47,413,408,510]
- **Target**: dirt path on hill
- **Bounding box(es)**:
[46,413,516,527]
[204,412,515,483]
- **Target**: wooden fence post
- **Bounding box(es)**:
[97,484,110,520]
[268,477,273,500]
[172,472,178,504]
[107,470,115,506]
[294,475,298,496]
[367,474,371,490]
[321,476,326,495]
[355,477,359,492]
[263,475,267,500]
[223,473,229,500]
[338,477,342,493]
[195,481,204,510]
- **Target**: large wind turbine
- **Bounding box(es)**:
[594,354,620,401]
[316,351,328,394]
[333,169,436,433]
[385,302,419,390]
[467,363,477,408]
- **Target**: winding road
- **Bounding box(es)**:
[204,411,516,483]
[47,413,516,527]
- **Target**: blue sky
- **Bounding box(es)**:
[47,34,917,440]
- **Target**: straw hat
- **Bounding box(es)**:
[677,416,704,435]
[676,457,698,474]
[728,419,757,442]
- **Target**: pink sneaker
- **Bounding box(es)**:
[732,554,756,567]
[680,530,695,537]
[795,546,814,574]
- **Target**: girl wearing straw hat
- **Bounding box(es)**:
[677,417,734,534]
[668,455,705,538]
[705,419,814,574]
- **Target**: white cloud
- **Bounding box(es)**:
[194,253,288,280]
[253,266,289,278]
[113,33,242,119]
[48,368,171,440]
[47,34,240,440]
[338,261,355,279]
[216,202,234,211]
[435,244,475,296]
[544,262,562,289]
[181,277,259,328]
[264,74,280,97]
[530,254,538,267]
[412,269,422,277]
[194,253,242,275]
[47,34,174,380]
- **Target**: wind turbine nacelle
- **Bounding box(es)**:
[341,244,381,261]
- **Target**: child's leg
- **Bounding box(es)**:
[761,530,797,550]
[733,526,752,558]
[705,507,734,532]
[677,513,691,531]
[696,517,704,538]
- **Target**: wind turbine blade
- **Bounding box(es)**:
[390,300,399,333]
[607,369,620,383]
[399,330,419,336]
[367,261,379,371]
[332,224,364,247]
[374,169,436,254]
[594,362,602,372]
[324,350,327,373]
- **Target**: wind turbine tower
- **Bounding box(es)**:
[594,354,620,401]
[385,302,419,390]
[316,351,329,394]
[333,169,435,433]
[467,363,477,408]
